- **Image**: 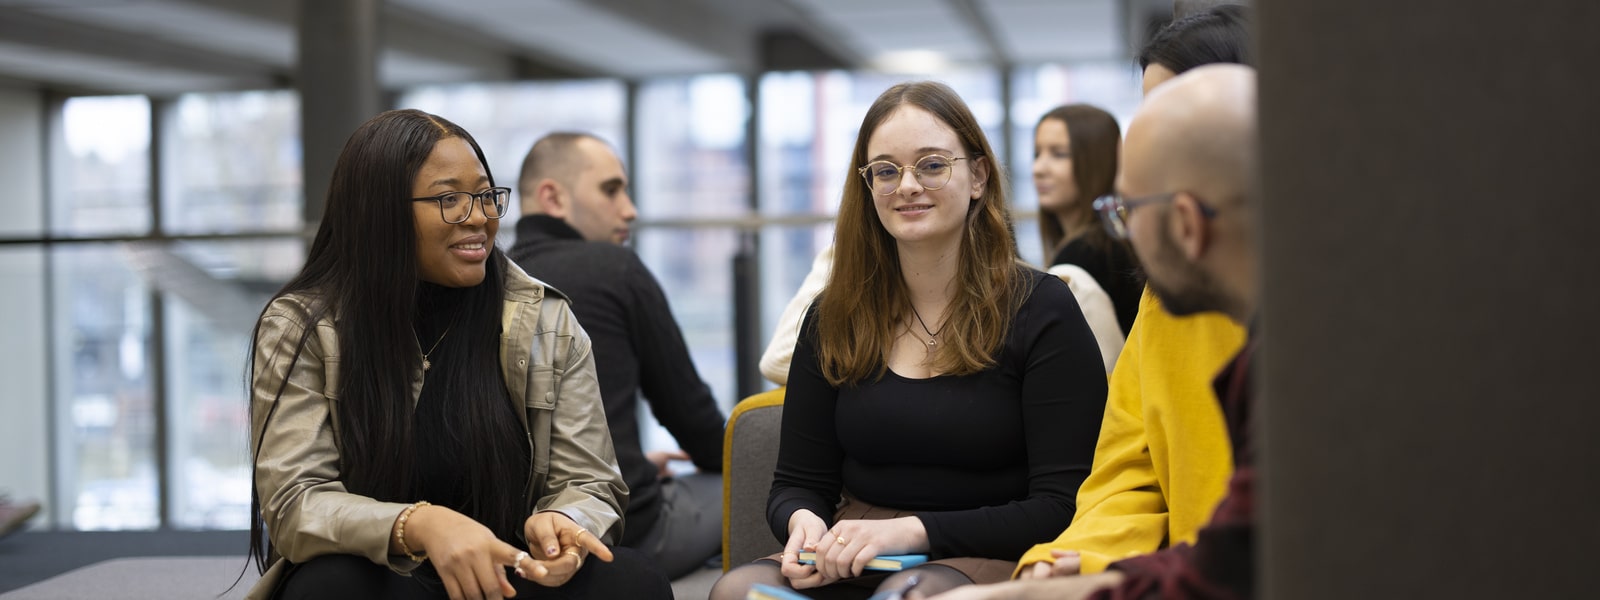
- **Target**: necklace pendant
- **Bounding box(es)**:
[422,358,431,372]
[927,338,938,348]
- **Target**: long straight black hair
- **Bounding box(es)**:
[246,109,524,573]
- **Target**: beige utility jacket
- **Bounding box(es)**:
[246,263,626,599]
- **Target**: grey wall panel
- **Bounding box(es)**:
[1257,1,1600,597]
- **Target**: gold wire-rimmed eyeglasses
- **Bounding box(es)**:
[857,155,969,196]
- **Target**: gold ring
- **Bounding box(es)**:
[564,548,581,559]
[836,536,848,546]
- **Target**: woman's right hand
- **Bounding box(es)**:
[779,509,833,589]
[401,504,523,600]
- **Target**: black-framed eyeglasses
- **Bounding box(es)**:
[857,155,970,196]
[1092,192,1219,240]
[412,187,511,224]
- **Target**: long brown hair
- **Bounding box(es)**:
[815,81,1025,386]
[1037,104,1121,260]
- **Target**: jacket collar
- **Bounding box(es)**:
[515,214,584,243]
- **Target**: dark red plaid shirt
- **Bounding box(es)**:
[1092,337,1258,600]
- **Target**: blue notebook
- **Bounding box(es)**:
[747,583,811,600]
[795,552,929,571]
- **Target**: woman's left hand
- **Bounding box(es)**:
[515,511,614,587]
[816,517,928,581]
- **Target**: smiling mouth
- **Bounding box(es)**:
[896,204,933,212]
[449,242,485,250]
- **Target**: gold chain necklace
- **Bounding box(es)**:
[420,326,450,372]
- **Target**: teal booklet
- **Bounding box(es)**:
[747,583,810,600]
[795,552,930,572]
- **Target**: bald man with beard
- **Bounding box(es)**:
[930,64,1260,600]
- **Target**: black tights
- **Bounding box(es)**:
[273,547,671,600]
[709,560,972,600]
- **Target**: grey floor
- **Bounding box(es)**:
[0,530,249,594]
[0,530,718,599]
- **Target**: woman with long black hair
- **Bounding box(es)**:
[244,108,669,600]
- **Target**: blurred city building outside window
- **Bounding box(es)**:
[54,96,151,236]
[51,244,158,530]
[163,91,302,235]
[163,239,303,529]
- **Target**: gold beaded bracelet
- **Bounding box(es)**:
[396,500,431,562]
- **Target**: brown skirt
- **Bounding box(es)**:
[762,494,1017,587]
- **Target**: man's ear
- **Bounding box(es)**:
[1171,192,1211,261]
[969,155,989,199]
[536,179,568,218]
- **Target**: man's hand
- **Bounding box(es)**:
[645,449,691,479]
[922,571,1125,600]
[1017,549,1082,579]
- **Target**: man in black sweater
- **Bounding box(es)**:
[508,132,726,579]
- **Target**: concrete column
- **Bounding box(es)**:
[1257,2,1600,598]
[297,0,381,229]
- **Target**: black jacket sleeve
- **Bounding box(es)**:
[626,255,726,472]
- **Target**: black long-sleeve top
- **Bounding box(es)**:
[1052,236,1144,335]
[767,270,1108,560]
[508,215,726,545]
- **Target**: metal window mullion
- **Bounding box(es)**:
[41,91,63,530]
[148,95,172,530]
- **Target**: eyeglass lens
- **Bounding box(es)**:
[1093,195,1129,239]
[438,190,508,223]
[865,156,956,195]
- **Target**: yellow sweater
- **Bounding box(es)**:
[1015,287,1246,575]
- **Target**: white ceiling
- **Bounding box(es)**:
[0,0,1173,95]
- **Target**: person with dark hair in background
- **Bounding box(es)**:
[508,132,726,580]
[934,62,1262,600]
[1033,104,1144,334]
[244,109,670,600]
[709,80,1108,600]
[1008,2,1252,584]
[1139,3,1251,95]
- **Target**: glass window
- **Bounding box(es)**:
[163,91,302,235]
[1010,62,1143,267]
[634,75,749,411]
[0,247,50,524]
[164,238,303,529]
[54,96,151,236]
[52,243,157,530]
[757,223,833,357]
[395,80,627,246]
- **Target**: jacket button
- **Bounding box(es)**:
[518,359,527,366]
